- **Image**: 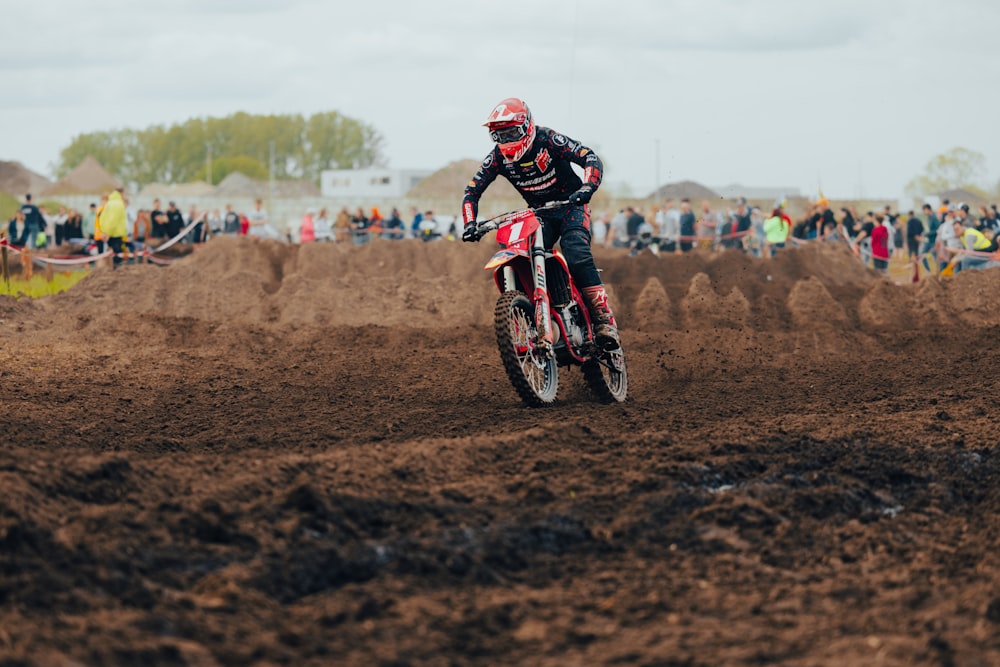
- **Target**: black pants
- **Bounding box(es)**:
[538,204,601,288]
[107,236,125,268]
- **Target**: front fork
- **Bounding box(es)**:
[531,232,554,351]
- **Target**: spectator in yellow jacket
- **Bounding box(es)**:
[101,189,128,268]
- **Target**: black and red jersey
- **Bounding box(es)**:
[462,126,603,224]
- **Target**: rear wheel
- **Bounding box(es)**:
[495,291,558,406]
[583,345,628,403]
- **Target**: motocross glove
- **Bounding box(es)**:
[568,185,594,205]
[462,224,479,243]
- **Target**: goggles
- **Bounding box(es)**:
[489,121,528,144]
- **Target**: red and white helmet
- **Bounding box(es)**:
[483,98,536,162]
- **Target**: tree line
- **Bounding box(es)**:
[905,147,997,201]
[55,111,385,187]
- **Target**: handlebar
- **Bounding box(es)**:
[474,200,571,236]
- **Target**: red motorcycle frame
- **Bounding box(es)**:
[471,201,627,406]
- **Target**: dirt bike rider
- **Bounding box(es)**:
[461,98,620,350]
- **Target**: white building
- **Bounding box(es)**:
[320,168,432,199]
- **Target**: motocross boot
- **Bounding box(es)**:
[581,285,620,350]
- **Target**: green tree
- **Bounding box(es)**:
[905,147,988,198]
[54,129,133,180]
[301,111,386,181]
[55,112,385,187]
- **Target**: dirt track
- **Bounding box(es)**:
[2,237,1000,666]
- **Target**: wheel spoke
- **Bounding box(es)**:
[512,314,546,394]
[495,292,558,405]
[583,346,628,403]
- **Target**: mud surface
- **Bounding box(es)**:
[2,237,1000,666]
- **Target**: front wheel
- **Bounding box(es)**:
[495,291,558,406]
[582,346,628,403]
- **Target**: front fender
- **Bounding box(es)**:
[487,250,533,293]
[484,248,529,270]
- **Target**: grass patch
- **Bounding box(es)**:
[0,192,20,221]
[0,270,90,298]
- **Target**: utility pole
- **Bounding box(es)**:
[268,140,275,218]
[654,138,661,197]
[206,144,212,185]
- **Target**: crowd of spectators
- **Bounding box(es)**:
[601,197,794,258]
[598,196,1000,275]
[3,194,465,254]
[6,190,1000,278]
[910,200,1000,274]
[338,206,459,244]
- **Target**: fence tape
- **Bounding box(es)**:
[1,219,202,267]
[146,219,201,255]
[32,251,114,266]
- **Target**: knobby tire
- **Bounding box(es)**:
[582,346,628,403]
[494,291,559,406]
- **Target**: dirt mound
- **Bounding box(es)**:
[54,237,499,330]
[407,159,492,198]
[632,277,672,331]
[40,238,1000,346]
[648,179,719,200]
[407,159,523,210]
[680,272,751,329]
[6,240,1000,665]
[0,160,52,196]
[0,294,36,322]
[787,276,850,330]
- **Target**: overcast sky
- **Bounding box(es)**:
[4,0,999,200]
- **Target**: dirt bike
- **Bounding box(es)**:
[467,201,628,406]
